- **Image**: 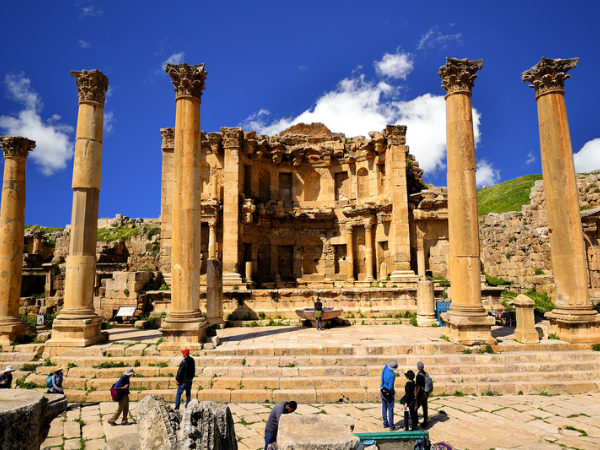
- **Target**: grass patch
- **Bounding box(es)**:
[592,343,600,351]
[24,225,65,233]
[93,361,126,369]
[16,375,45,389]
[477,174,543,215]
[462,348,472,354]
[97,227,139,242]
[485,274,513,286]
[440,335,450,342]
[21,363,41,372]
[564,425,587,436]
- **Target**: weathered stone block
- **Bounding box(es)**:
[277,414,359,450]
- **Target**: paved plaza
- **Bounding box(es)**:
[41,393,600,450]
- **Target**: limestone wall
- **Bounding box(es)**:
[479,171,600,300]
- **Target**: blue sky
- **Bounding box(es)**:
[1,0,600,227]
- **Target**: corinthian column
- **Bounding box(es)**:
[439,58,494,345]
[364,221,374,282]
[522,57,600,343]
[159,63,208,350]
[346,223,354,282]
[47,70,107,349]
[0,137,35,346]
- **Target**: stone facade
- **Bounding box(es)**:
[159,122,445,288]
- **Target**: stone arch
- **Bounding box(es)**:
[357,167,369,200]
[304,171,321,201]
[258,169,271,203]
[302,237,323,275]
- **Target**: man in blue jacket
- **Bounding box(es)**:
[380,360,399,430]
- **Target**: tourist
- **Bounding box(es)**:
[108,368,134,426]
[402,370,418,431]
[380,360,399,430]
[175,348,196,410]
[314,297,323,330]
[0,365,16,389]
[264,400,297,450]
[415,361,430,428]
[48,366,64,394]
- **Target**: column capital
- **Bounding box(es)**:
[161,128,175,150]
[345,223,354,233]
[383,125,407,146]
[220,127,244,149]
[165,63,207,100]
[438,57,483,96]
[0,136,35,159]
[71,69,109,105]
[522,57,579,98]
[364,222,373,231]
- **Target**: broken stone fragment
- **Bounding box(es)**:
[277,414,360,450]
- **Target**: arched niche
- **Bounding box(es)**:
[357,167,369,200]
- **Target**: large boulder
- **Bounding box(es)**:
[278,414,360,450]
[0,390,68,450]
[136,395,237,450]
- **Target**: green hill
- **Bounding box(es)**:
[477,174,543,216]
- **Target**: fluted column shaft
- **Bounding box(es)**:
[346,224,354,281]
[365,222,374,281]
[208,221,217,260]
[0,137,34,345]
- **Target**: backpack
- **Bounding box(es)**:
[46,375,53,389]
[110,384,119,401]
[423,372,433,393]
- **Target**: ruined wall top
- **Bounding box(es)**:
[0,136,36,159]
[160,128,175,149]
[71,69,109,105]
[438,57,483,95]
[522,57,579,98]
[165,63,207,100]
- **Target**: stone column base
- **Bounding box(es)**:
[158,319,208,351]
[45,316,103,348]
[545,310,600,343]
[417,315,438,327]
[441,311,495,345]
[390,270,418,284]
[223,272,245,290]
[0,321,30,347]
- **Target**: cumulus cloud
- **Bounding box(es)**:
[417,27,462,50]
[299,66,308,70]
[78,40,91,49]
[526,151,536,164]
[0,74,74,176]
[574,138,600,173]
[476,159,500,188]
[79,5,102,18]
[162,52,185,69]
[103,111,115,135]
[374,50,414,79]
[241,70,482,174]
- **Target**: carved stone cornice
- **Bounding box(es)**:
[206,132,223,155]
[165,63,207,100]
[220,127,243,149]
[0,136,35,159]
[71,70,109,105]
[438,57,483,96]
[383,125,407,146]
[160,128,174,149]
[522,57,579,98]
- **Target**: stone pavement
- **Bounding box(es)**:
[41,392,600,450]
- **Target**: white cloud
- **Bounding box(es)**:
[0,74,74,176]
[241,70,482,175]
[476,159,500,188]
[103,111,115,135]
[299,66,308,70]
[79,5,102,18]
[78,40,91,49]
[162,52,185,69]
[417,27,462,50]
[526,151,536,164]
[574,138,600,173]
[374,50,414,79]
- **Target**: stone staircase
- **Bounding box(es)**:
[5,341,600,404]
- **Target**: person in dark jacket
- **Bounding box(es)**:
[314,298,323,330]
[403,370,418,431]
[48,366,65,394]
[380,360,399,430]
[415,361,429,428]
[108,368,134,426]
[264,401,297,450]
[0,365,16,389]
[175,348,196,410]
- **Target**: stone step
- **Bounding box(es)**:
[56,378,600,404]
[0,352,37,362]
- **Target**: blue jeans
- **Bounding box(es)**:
[264,430,277,450]
[175,381,192,409]
[381,393,395,429]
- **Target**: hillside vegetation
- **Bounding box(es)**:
[477,175,543,216]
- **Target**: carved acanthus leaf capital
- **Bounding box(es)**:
[383,125,407,146]
[71,70,109,105]
[160,128,174,149]
[521,57,579,97]
[0,136,35,159]
[165,63,207,99]
[220,127,243,149]
[438,57,483,95]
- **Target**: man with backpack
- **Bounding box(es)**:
[380,360,399,431]
[47,366,64,394]
[108,368,134,426]
[414,361,432,428]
